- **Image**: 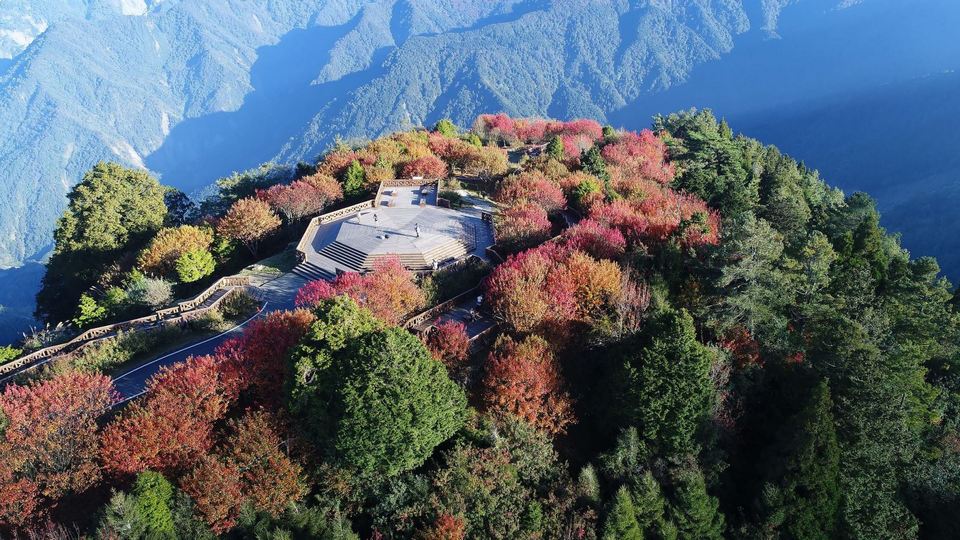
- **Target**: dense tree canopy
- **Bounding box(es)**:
[13,112,960,539]
[37,162,168,322]
[288,297,467,477]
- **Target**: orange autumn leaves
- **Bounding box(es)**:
[0,309,318,530]
[481,334,573,436]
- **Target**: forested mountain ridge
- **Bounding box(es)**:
[0,0,858,270]
[2,112,958,538]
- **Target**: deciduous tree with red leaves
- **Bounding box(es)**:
[294,279,336,308]
[719,326,762,367]
[481,335,574,435]
[364,257,428,324]
[495,202,551,251]
[303,172,346,204]
[561,218,627,260]
[601,129,675,185]
[426,320,470,374]
[100,355,235,476]
[402,155,448,179]
[258,178,343,222]
[294,256,425,325]
[216,309,316,407]
[216,197,281,256]
[0,372,115,526]
[589,191,720,250]
[316,148,365,178]
[485,244,622,335]
[494,171,566,213]
[221,411,306,517]
[179,455,244,534]
[420,513,467,540]
[484,244,569,334]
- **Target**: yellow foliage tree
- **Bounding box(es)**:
[138,225,214,277]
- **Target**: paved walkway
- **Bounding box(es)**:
[111,272,308,401]
[109,194,502,401]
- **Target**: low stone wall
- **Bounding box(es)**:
[295,200,376,263]
[383,178,439,187]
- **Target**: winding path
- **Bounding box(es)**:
[110,273,308,401]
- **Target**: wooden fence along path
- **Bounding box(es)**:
[0,276,252,381]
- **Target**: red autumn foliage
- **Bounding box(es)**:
[494,171,566,212]
[589,190,720,249]
[294,256,426,325]
[481,335,574,435]
[0,372,115,526]
[428,134,509,178]
[316,148,374,177]
[0,461,39,528]
[473,114,603,147]
[216,197,282,256]
[561,218,627,260]
[303,172,346,199]
[719,326,762,368]
[484,244,622,334]
[179,455,244,534]
[221,411,306,517]
[179,411,305,533]
[100,355,235,476]
[485,244,568,334]
[601,129,675,185]
[561,133,595,162]
[401,155,448,179]
[258,178,343,222]
[216,309,316,407]
[294,279,336,308]
[428,132,460,157]
[425,320,470,372]
[421,513,467,540]
[588,199,650,247]
[786,351,805,364]
[495,202,552,250]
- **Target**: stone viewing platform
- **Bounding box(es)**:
[293,181,494,281]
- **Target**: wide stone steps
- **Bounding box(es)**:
[317,241,367,272]
[365,239,469,271]
[292,261,336,282]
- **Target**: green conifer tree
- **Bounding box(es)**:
[603,486,644,540]
[547,135,564,160]
[343,160,366,198]
[668,466,725,540]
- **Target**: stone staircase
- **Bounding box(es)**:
[366,239,469,271]
[317,241,367,272]
[292,260,336,282]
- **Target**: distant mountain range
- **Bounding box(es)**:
[2,0,959,342]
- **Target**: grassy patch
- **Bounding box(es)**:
[242,246,299,276]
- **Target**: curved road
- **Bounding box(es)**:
[111,273,307,403]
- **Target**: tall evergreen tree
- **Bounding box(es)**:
[288,297,467,477]
[343,160,366,198]
[621,308,714,456]
[547,135,564,160]
[632,471,672,538]
[756,380,841,539]
[667,465,725,540]
[603,486,643,540]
